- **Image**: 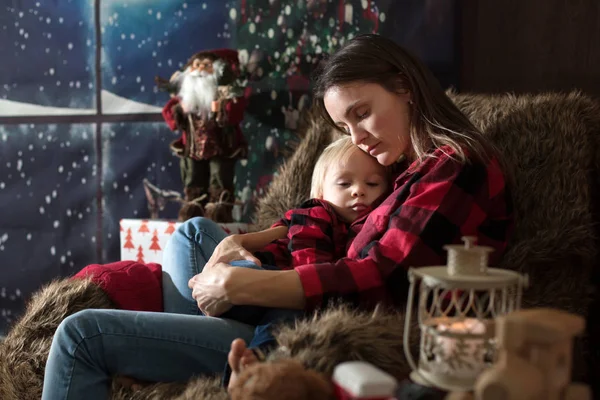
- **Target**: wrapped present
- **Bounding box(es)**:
[119,219,249,264]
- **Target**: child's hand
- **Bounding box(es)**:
[207,235,262,268]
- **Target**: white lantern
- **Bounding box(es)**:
[403,236,528,392]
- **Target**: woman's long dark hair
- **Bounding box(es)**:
[313,34,490,163]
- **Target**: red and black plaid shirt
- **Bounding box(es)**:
[254,199,362,268]
[294,146,512,310]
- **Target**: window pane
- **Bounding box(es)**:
[0,1,96,113]
[0,123,98,334]
[100,1,230,113]
[101,122,182,262]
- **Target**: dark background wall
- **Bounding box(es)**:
[460,0,600,96]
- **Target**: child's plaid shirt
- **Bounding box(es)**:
[293,146,513,310]
[254,199,364,268]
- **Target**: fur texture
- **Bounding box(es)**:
[3,92,600,399]
[268,305,418,380]
[0,278,114,400]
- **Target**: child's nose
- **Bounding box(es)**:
[352,185,365,197]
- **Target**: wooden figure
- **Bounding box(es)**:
[468,308,591,400]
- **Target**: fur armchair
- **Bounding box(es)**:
[1,91,599,399]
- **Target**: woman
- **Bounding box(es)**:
[41,34,511,399]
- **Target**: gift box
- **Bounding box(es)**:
[119,219,249,264]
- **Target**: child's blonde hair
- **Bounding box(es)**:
[310,136,377,199]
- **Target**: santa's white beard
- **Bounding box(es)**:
[178,69,218,117]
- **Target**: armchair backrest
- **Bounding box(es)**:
[449,91,600,314]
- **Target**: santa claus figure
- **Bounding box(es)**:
[158,49,248,222]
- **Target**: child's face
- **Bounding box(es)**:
[321,150,389,222]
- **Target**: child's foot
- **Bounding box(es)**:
[227,338,259,391]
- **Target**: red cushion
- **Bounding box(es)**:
[73,261,163,312]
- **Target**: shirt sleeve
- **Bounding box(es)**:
[286,205,338,266]
[252,217,293,269]
[294,155,503,310]
[255,202,338,269]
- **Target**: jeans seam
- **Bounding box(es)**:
[65,332,103,400]
[189,228,200,315]
[74,330,231,357]
[195,225,223,265]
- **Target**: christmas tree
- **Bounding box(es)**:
[138,220,150,234]
[227,0,386,219]
[165,222,177,235]
[123,228,135,251]
[136,245,145,263]
[149,229,161,252]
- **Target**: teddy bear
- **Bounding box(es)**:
[228,359,335,400]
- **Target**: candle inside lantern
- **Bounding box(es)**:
[430,318,488,381]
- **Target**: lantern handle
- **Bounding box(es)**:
[462,236,476,249]
[403,270,438,388]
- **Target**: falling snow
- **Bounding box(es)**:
[0,0,453,339]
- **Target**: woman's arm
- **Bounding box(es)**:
[225,267,306,309]
[190,263,305,315]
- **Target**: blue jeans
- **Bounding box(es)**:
[161,217,302,349]
[42,217,300,400]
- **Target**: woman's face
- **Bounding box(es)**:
[323,82,412,166]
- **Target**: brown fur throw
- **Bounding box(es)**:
[2,91,600,399]
[267,305,416,379]
[0,278,115,400]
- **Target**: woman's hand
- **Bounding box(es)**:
[188,262,234,316]
[206,234,261,268]
[192,266,306,311]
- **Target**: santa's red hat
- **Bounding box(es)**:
[186,48,241,77]
[209,49,240,68]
